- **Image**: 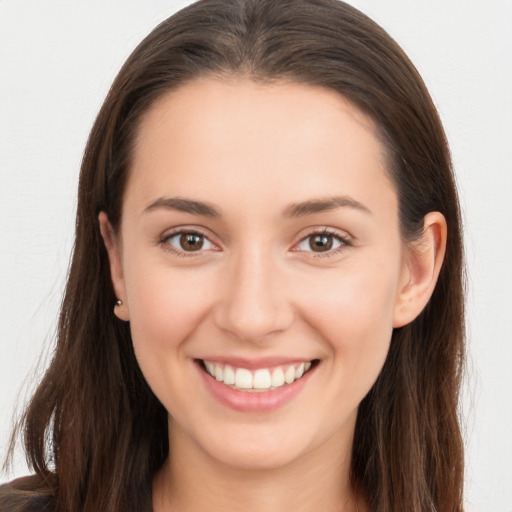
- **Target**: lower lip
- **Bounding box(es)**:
[196,361,316,413]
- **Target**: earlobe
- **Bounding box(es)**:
[393,212,447,328]
[98,212,130,321]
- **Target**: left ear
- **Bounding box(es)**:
[98,211,130,322]
[393,212,447,328]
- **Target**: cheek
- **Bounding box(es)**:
[123,258,216,370]
[295,259,400,391]
[299,258,399,332]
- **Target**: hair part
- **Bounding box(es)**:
[3,1,464,511]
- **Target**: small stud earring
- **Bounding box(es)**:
[116,299,123,306]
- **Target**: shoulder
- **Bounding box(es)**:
[0,475,56,512]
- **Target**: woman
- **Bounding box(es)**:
[1,0,465,511]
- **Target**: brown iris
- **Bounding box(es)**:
[180,233,204,251]
[309,234,334,252]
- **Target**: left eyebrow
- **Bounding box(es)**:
[143,196,221,217]
[283,196,372,218]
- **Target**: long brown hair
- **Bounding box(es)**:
[2,1,465,511]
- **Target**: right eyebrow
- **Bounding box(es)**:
[143,196,220,217]
[283,195,372,218]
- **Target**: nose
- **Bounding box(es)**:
[213,245,294,344]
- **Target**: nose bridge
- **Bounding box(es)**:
[214,242,292,343]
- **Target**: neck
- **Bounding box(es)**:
[152,420,364,512]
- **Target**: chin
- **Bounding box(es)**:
[206,439,306,471]
[176,418,309,471]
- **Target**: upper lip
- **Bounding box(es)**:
[196,356,316,370]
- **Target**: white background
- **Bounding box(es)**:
[1,1,511,511]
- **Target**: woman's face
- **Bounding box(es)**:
[104,77,414,471]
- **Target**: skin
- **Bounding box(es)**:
[100,77,446,512]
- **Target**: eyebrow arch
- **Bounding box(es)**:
[284,196,372,217]
[143,197,220,217]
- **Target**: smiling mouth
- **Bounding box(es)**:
[198,359,319,392]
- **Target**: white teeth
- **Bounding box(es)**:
[203,360,314,391]
[223,365,235,385]
[235,368,253,389]
[205,361,215,375]
[284,365,296,384]
[271,367,285,387]
[295,362,305,379]
[253,369,272,390]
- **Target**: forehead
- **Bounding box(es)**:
[135,76,382,158]
[126,76,396,220]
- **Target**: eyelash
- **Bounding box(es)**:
[159,228,216,257]
[158,227,352,258]
[294,228,352,258]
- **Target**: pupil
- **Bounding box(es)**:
[181,233,203,251]
[310,234,333,252]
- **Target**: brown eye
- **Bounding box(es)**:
[164,231,214,254]
[180,233,204,251]
[309,234,334,252]
[296,231,346,254]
